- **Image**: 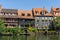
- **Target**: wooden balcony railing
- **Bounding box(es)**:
[4,20,18,22]
[4,23,18,25]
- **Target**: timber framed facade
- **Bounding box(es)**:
[0,5,60,29]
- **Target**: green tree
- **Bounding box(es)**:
[53,16,60,30]
[0,17,5,33]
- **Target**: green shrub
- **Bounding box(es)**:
[0,26,5,33]
[28,27,37,32]
[4,27,20,35]
[21,30,25,33]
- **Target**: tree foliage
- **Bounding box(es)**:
[54,16,60,27]
[0,17,5,33]
[28,27,37,32]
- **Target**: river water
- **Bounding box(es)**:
[0,34,60,40]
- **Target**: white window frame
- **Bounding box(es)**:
[45,17,47,20]
[49,17,51,20]
[42,17,44,20]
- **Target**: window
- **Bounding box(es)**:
[49,20,51,22]
[42,17,44,20]
[42,11,44,14]
[14,13,17,15]
[12,13,17,16]
[36,17,39,19]
[40,12,42,15]
[56,12,58,15]
[35,11,38,15]
[37,24,39,26]
[45,17,47,20]
[5,13,8,15]
[22,13,25,16]
[45,12,48,14]
[5,13,11,15]
[37,19,39,22]
[27,14,31,16]
[23,19,25,21]
[42,20,44,22]
[45,20,47,22]
[49,17,51,20]
[40,11,44,15]
[56,8,59,10]
[9,13,11,15]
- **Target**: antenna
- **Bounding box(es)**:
[0,4,2,12]
[43,6,45,9]
[42,6,45,11]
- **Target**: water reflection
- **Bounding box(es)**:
[0,34,60,40]
[37,34,59,40]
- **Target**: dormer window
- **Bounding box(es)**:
[40,11,44,15]
[27,14,31,16]
[35,11,38,15]
[45,12,48,14]
[56,8,59,10]
[22,13,25,16]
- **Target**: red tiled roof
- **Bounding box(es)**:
[51,7,60,12]
[18,10,34,19]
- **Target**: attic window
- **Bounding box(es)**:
[27,14,31,16]
[45,12,48,14]
[35,11,38,15]
[40,11,44,15]
[22,13,25,16]
[56,8,59,10]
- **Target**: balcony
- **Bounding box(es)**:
[4,20,18,23]
[5,23,18,25]
[19,21,34,25]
